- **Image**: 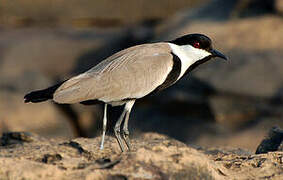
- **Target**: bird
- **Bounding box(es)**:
[24,33,227,152]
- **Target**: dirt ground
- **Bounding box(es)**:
[0,132,282,180]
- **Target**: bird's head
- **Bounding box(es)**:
[170,33,228,63]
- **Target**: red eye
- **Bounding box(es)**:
[193,42,200,48]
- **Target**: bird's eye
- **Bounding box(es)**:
[193,42,200,48]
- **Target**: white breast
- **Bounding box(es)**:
[168,43,211,80]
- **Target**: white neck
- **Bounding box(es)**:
[168,43,211,80]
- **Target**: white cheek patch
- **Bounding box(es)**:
[168,43,211,79]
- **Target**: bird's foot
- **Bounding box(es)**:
[122,130,131,151]
[114,128,126,152]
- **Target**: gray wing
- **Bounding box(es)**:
[53,43,174,104]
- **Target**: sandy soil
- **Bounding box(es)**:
[0,132,282,180]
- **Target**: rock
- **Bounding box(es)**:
[0,132,35,146]
[208,95,261,128]
[255,126,283,154]
[0,132,282,179]
[41,154,63,164]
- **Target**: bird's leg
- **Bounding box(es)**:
[114,109,127,152]
[122,111,131,150]
[122,100,135,151]
[100,103,108,150]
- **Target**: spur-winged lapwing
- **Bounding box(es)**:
[24,33,227,152]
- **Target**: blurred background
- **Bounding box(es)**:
[0,0,283,152]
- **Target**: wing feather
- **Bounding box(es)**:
[53,43,173,104]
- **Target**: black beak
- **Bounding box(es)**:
[211,49,228,60]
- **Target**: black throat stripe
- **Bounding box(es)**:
[153,52,182,93]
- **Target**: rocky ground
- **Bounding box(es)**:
[0,132,282,180]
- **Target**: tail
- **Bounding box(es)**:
[24,82,64,103]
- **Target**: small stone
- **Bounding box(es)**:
[0,132,34,146]
[255,126,283,154]
[107,174,127,180]
[42,154,62,164]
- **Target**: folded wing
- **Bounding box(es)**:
[53,43,174,104]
